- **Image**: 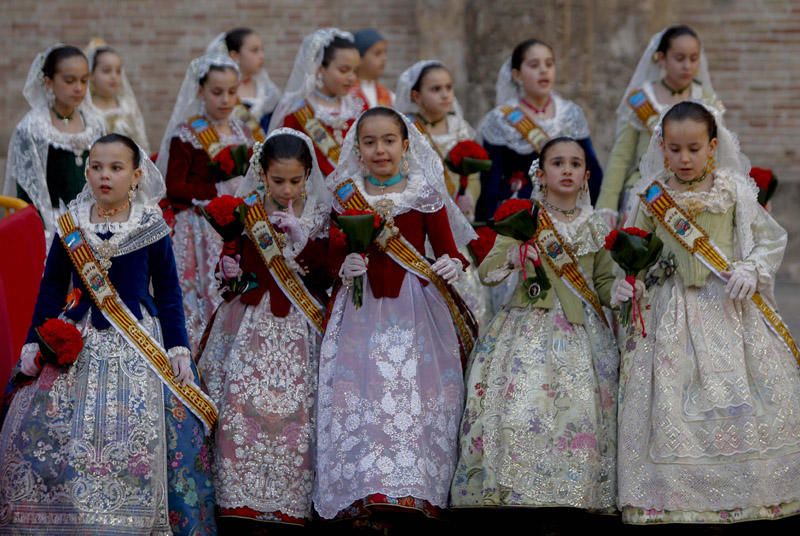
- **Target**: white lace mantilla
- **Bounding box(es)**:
[478,94,590,154]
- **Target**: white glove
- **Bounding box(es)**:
[270,200,307,244]
[432,254,463,283]
[339,253,368,279]
[168,348,195,387]
[723,264,757,301]
[20,344,41,377]
[456,192,475,219]
[219,254,242,279]
[611,277,645,306]
[507,243,539,269]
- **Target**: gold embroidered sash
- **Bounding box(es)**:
[233,102,266,143]
[56,212,218,433]
[242,191,326,334]
[626,89,659,133]
[501,105,549,153]
[186,115,225,159]
[332,179,477,359]
[640,180,799,362]
[293,104,341,165]
[533,208,608,326]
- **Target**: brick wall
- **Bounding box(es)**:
[2,0,799,278]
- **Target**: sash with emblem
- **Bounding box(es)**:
[332,178,478,362]
[501,105,549,153]
[241,191,326,334]
[533,208,608,326]
[186,115,226,159]
[640,180,799,362]
[626,89,659,133]
[56,212,218,433]
[293,104,342,165]
[413,119,457,196]
[233,102,266,143]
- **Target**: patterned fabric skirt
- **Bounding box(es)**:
[451,303,618,510]
[314,276,464,520]
[172,209,222,355]
[618,277,800,524]
[0,314,216,535]
[198,295,317,525]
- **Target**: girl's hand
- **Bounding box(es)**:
[507,243,539,269]
[270,200,307,244]
[612,278,645,306]
[340,253,368,279]
[722,265,757,301]
[169,348,195,387]
[456,193,475,219]
[432,254,463,283]
[219,254,242,279]
[20,344,41,377]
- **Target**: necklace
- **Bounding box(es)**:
[542,198,579,220]
[366,173,405,192]
[96,201,130,221]
[520,95,552,114]
[417,113,447,129]
[670,170,708,191]
[52,106,75,125]
[660,78,690,96]
[313,89,339,104]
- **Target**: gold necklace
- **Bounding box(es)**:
[542,198,579,221]
[96,201,130,221]
[670,170,708,192]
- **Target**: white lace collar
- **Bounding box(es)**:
[24,107,103,154]
[662,169,737,214]
[546,206,608,256]
[354,171,444,217]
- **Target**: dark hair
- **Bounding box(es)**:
[225,27,255,53]
[538,136,586,165]
[661,101,717,140]
[198,64,238,86]
[411,63,448,93]
[656,25,700,55]
[356,107,409,140]
[91,133,141,168]
[510,39,553,71]
[91,46,118,73]
[42,45,87,79]
[260,133,313,172]
[321,36,358,67]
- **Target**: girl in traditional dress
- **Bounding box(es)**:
[352,28,395,108]
[617,101,800,524]
[86,38,150,152]
[0,134,216,535]
[269,28,366,176]
[596,25,723,228]
[156,53,255,353]
[315,107,476,524]
[396,59,492,329]
[207,28,281,136]
[476,38,603,223]
[198,128,332,528]
[3,44,104,245]
[451,137,618,512]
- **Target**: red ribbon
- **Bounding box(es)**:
[626,274,647,337]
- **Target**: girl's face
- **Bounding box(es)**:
[198,68,239,122]
[536,141,588,200]
[659,35,701,89]
[92,51,122,99]
[265,158,308,208]
[513,44,555,100]
[232,33,264,77]
[411,67,454,119]
[357,115,410,179]
[318,48,360,97]
[359,40,387,79]
[45,55,90,110]
[86,142,141,209]
[661,118,717,182]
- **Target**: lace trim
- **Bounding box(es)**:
[75,201,169,257]
[478,94,590,154]
[21,108,103,155]
[661,169,737,214]
[548,208,609,256]
[355,172,445,217]
[167,346,191,358]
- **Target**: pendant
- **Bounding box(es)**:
[75,154,83,167]
[95,240,118,269]
[527,282,542,300]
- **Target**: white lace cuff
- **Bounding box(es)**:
[167,346,192,360]
[20,342,39,360]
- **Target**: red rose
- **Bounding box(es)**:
[448,140,489,168]
[493,198,533,222]
[620,227,650,239]
[213,147,236,176]
[604,229,619,251]
[37,319,84,366]
[205,195,244,227]
[329,225,347,249]
[341,208,381,229]
[749,167,773,191]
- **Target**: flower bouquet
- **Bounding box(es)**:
[199,195,247,241]
[331,209,384,308]
[210,144,251,180]
[14,318,84,385]
[445,140,492,198]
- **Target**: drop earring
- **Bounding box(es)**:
[128,185,137,204]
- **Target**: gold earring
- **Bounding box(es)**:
[402,154,410,174]
[301,190,307,201]
[705,154,716,174]
[128,185,136,203]
[663,156,671,172]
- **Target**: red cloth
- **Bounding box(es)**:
[329,207,469,298]
[0,206,45,386]
[164,138,219,212]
